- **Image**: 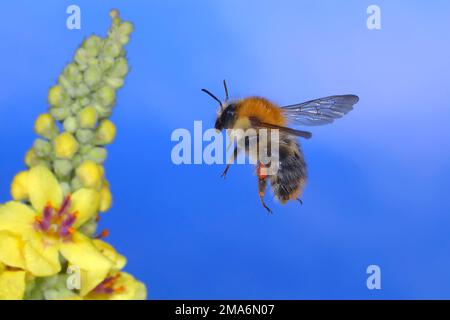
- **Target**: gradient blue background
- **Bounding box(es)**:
[1,0,450,299]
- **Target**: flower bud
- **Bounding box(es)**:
[83,35,102,58]
[84,65,102,88]
[34,114,58,139]
[84,147,107,164]
[111,57,128,78]
[48,85,65,107]
[33,139,52,157]
[25,149,40,167]
[76,129,95,144]
[11,171,29,200]
[119,22,134,37]
[97,85,115,107]
[105,77,124,89]
[54,132,79,159]
[78,106,98,129]
[104,41,121,58]
[75,48,89,67]
[71,176,83,190]
[54,159,73,178]
[96,120,116,145]
[76,160,103,189]
[63,116,78,133]
[50,106,71,121]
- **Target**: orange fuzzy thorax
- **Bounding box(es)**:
[236,97,286,127]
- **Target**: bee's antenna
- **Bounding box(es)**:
[201,88,224,111]
[223,79,229,100]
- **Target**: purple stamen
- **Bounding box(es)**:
[39,204,53,231]
[59,213,77,237]
[57,195,72,217]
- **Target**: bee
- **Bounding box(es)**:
[202,80,359,213]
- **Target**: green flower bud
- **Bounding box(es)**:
[33,139,52,157]
[83,35,102,58]
[105,77,124,89]
[104,40,121,58]
[75,47,89,67]
[100,56,115,71]
[93,103,112,118]
[76,129,95,144]
[72,154,83,168]
[50,106,71,121]
[84,65,102,88]
[54,159,73,178]
[80,97,91,107]
[58,75,76,97]
[75,83,90,98]
[63,116,78,133]
[97,85,115,107]
[119,21,134,37]
[64,63,82,83]
[48,85,65,107]
[111,57,129,78]
[25,149,41,167]
[71,176,83,190]
[84,147,107,164]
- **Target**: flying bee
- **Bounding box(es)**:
[202,80,359,213]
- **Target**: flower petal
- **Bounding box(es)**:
[93,239,127,270]
[0,202,35,236]
[0,231,26,269]
[60,232,112,272]
[28,166,63,213]
[23,235,61,276]
[79,267,110,297]
[0,270,26,300]
[71,189,100,228]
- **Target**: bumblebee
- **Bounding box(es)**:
[202,81,359,213]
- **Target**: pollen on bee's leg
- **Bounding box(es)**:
[68,227,76,235]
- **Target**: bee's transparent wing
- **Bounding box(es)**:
[281,95,359,126]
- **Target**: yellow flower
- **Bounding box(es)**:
[76,160,103,189]
[0,166,112,288]
[96,120,116,145]
[11,171,29,201]
[85,271,147,300]
[0,263,26,300]
[54,132,79,159]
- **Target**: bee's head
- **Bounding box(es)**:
[214,102,237,131]
[202,80,236,131]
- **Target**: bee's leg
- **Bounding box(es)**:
[221,145,239,179]
[257,167,272,214]
[297,198,303,205]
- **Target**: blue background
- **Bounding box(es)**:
[1,0,450,299]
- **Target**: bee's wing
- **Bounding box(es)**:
[281,95,359,126]
[249,117,312,139]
